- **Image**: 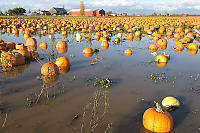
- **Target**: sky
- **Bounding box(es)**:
[0,0,200,15]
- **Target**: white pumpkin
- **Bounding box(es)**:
[162,97,180,108]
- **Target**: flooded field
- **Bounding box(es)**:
[0,17,200,133]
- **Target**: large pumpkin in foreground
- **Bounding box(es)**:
[143,103,173,133]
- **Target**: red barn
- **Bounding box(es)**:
[69,9,105,16]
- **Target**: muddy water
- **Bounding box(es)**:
[0,32,200,133]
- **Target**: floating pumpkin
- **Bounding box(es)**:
[174,33,181,39]
[124,49,132,56]
[55,57,70,69]
[39,42,48,50]
[76,32,82,42]
[100,37,107,43]
[135,31,141,36]
[188,43,198,50]
[41,62,59,76]
[58,65,70,74]
[174,41,184,51]
[155,55,167,63]
[181,37,192,44]
[26,37,37,51]
[113,37,120,44]
[143,103,173,133]
[56,40,67,49]
[101,45,109,50]
[149,44,158,52]
[157,39,167,50]
[56,47,67,54]
[101,40,109,47]
[94,34,100,41]
[83,48,93,54]
[162,97,180,108]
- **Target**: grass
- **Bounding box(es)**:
[80,88,112,133]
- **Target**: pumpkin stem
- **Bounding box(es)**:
[156,103,164,113]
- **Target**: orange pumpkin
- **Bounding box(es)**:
[101,40,109,47]
[39,42,48,50]
[188,43,198,50]
[41,62,59,76]
[56,47,67,54]
[124,49,132,56]
[149,44,158,52]
[55,57,70,69]
[174,41,184,51]
[100,37,107,43]
[188,49,198,55]
[56,40,67,49]
[83,53,94,58]
[157,39,167,50]
[101,45,109,50]
[135,31,141,36]
[143,103,173,133]
[83,48,93,54]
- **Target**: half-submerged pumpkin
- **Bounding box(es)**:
[41,62,59,76]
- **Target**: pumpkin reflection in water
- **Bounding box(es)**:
[188,49,198,55]
[41,74,59,84]
[135,36,141,41]
[1,63,30,78]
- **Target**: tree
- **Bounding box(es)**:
[106,11,113,15]
[12,8,26,15]
[80,1,85,16]
[152,12,157,16]
[0,10,3,15]
[8,9,13,15]
[28,9,31,13]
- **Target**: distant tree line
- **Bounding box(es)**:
[0,8,26,15]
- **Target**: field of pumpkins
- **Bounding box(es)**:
[0,16,200,133]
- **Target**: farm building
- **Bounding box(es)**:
[49,7,67,15]
[69,9,105,16]
[39,10,50,15]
